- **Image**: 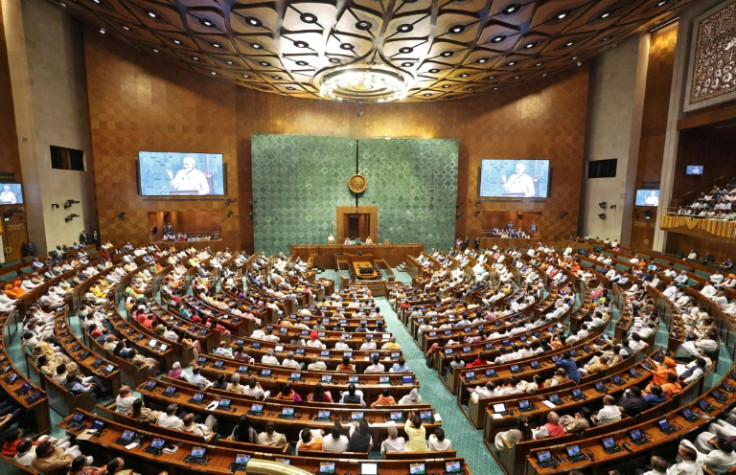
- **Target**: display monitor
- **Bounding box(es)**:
[138,151,225,196]
[0,183,23,204]
[686,165,704,175]
[479,159,550,198]
[635,189,659,206]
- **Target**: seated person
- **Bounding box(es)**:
[257,422,287,448]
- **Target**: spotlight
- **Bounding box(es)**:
[610,205,617,210]
[598,202,607,209]
[51,203,60,209]
[598,213,606,220]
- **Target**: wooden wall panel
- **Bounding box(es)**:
[85,29,589,251]
[0,6,21,179]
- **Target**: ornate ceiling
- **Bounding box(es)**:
[49,0,696,101]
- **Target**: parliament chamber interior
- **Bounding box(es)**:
[2,0,736,474]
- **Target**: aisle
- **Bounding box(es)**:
[375,297,499,475]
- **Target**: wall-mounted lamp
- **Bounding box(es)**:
[51,203,60,209]
[64,213,79,223]
[609,204,617,210]
[598,202,607,209]
[598,213,606,220]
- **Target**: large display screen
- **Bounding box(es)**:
[0,183,23,204]
[138,151,225,196]
[635,189,659,206]
[479,159,550,198]
[686,165,704,175]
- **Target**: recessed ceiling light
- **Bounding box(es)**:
[450,25,465,34]
[294,41,309,48]
[356,20,372,30]
[245,17,262,27]
[503,4,520,15]
[58,1,68,7]
[99,27,105,34]
[466,87,474,91]
[200,18,214,27]
[210,71,216,75]
[601,37,611,42]
[460,73,469,78]
[340,43,354,50]
[152,49,159,53]
[507,61,516,66]
[398,24,413,33]
[440,51,454,57]
[513,75,520,80]
[477,57,488,63]
[212,42,222,48]
[399,47,414,54]
[146,11,157,19]
[401,62,413,67]
[226,60,233,65]
[535,62,542,67]
[492,35,506,43]
[524,42,537,49]
[423,93,432,97]
[91,0,101,4]
[600,11,611,19]
[565,41,574,47]
[493,87,499,90]
[542,72,548,77]
[259,61,270,66]
[657,0,667,6]
[286,86,296,90]
[300,13,317,23]
[329,58,341,64]
[122,25,131,31]
[242,74,250,78]
[295,60,308,66]
[250,43,262,49]
[272,75,281,80]
[488,75,496,79]
[572,56,578,60]
[557,11,569,20]
[192,56,199,61]
[429,68,440,73]
[442,84,451,88]
[173,39,182,45]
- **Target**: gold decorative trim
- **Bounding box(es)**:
[348,174,367,194]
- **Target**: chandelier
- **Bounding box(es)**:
[319,66,411,103]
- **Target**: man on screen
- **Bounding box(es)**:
[501,163,535,197]
[645,191,659,206]
[166,157,210,195]
[0,185,17,204]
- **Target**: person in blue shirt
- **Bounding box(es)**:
[555,352,581,383]
[643,385,667,407]
[390,357,410,373]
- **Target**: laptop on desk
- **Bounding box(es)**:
[535,450,556,469]
[628,428,649,446]
[143,438,165,455]
[279,407,295,419]
[443,460,464,475]
[228,454,250,473]
[114,430,136,445]
[682,407,699,423]
[601,436,623,454]
[658,418,678,435]
[317,461,337,475]
[183,446,206,464]
[566,444,587,463]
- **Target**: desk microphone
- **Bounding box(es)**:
[586,450,594,461]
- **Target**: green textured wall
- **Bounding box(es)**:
[252,134,458,255]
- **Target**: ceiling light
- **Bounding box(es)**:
[146,11,158,19]
[488,75,496,79]
[507,61,516,66]
[542,72,548,77]
[442,84,451,88]
[524,42,536,49]
[572,56,578,60]
[600,11,612,19]
[340,43,354,50]
[259,61,270,66]
[200,18,214,27]
[294,41,309,48]
[429,68,440,73]
[441,51,454,57]
[99,27,105,34]
[493,87,499,90]
[122,25,131,31]
[401,62,413,67]
[226,60,233,65]
[450,25,465,34]
[192,56,199,61]
[286,86,296,90]
[557,11,569,20]
[250,43,262,49]
[477,58,488,63]
[466,87,474,91]
[398,24,413,33]
[245,17,262,27]
[58,1,68,7]
[212,42,222,48]
[492,35,506,43]
[535,62,542,67]
[272,75,281,80]
[320,66,410,102]
[242,74,250,78]
[423,93,432,97]
[399,47,414,54]
[356,20,372,30]
[460,73,469,78]
[91,0,101,4]
[210,71,216,75]
[300,13,317,23]
[152,49,159,53]
[657,0,667,6]
[173,39,182,45]
[295,60,308,66]
[503,4,520,15]
[329,58,341,64]
[513,75,520,80]
[565,41,574,47]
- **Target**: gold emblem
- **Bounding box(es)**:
[348,174,367,194]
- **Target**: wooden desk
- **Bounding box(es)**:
[352,260,379,280]
[290,243,424,268]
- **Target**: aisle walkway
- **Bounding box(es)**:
[375,297,499,475]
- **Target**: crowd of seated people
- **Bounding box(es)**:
[675,181,736,220]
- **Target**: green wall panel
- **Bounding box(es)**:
[251,134,458,255]
[251,134,356,254]
[358,138,458,252]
